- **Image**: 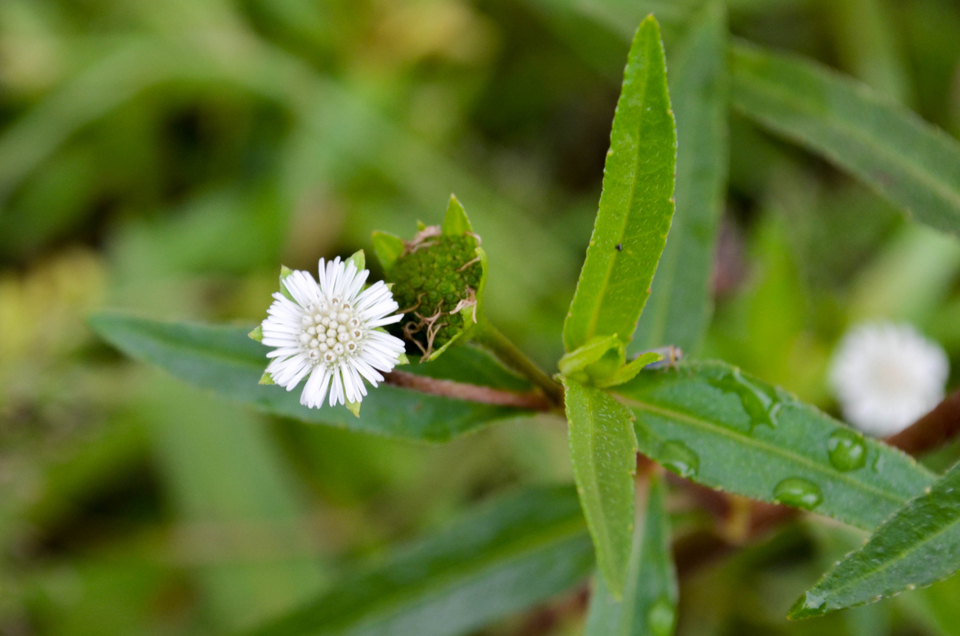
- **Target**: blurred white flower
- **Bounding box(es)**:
[830,322,949,436]
[261,257,406,409]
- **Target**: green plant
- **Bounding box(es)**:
[76,4,960,636]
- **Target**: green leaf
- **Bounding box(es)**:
[346,249,365,272]
[245,486,593,636]
[615,362,936,530]
[442,194,473,235]
[248,325,263,342]
[564,378,639,599]
[559,334,623,376]
[595,351,662,389]
[731,40,960,237]
[279,265,295,300]
[371,231,405,273]
[584,473,677,636]
[631,1,729,357]
[563,15,678,353]
[791,460,960,619]
[89,312,536,442]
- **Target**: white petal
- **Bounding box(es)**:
[366,314,404,328]
[300,366,331,408]
[351,357,385,386]
[343,265,369,301]
[283,270,322,307]
[329,371,345,406]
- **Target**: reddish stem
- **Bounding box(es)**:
[384,370,553,411]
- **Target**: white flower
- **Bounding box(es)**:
[261,257,406,408]
[829,322,949,436]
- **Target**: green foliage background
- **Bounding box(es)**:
[5,0,960,634]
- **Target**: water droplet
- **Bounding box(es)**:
[660,441,699,478]
[827,429,867,472]
[647,597,676,636]
[708,367,782,430]
[774,478,822,510]
[872,452,886,473]
[804,591,825,609]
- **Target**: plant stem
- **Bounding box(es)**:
[475,316,564,407]
[385,371,552,411]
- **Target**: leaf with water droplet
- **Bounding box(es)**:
[583,475,678,636]
[706,366,781,430]
[614,361,935,530]
[774,478,823,510]
[648,597,677,636]
[660,441,699,478]
[828,429,867,472]
[791,459,960,619]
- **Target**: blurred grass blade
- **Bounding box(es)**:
[827,0,912,102]
[615,362,935,530]
[564,378,638,598]
[900,572,960,636]
[563,15,677,352]
[731,40,960,237]
[89,312,536,442]
[141,377,326,630]
[632,1,728,357]
[791,460,960,619]
[848,224,960,324]
[584,474,678,636]
[245,486,593,636]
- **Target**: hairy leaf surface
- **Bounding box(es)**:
[565,378,639,598]
[792,461,960,618]
[564,15,677,352]
[632,1,728,356]
[584,474,678,636]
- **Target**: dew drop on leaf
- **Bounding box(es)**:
[660,440,699,478]
[707,367,781,430]
[827,429,867,472]
[773,478,823,510]
[647,597,676,636]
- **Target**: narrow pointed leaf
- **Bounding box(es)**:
[564,378,639,598]
[89,312,536,442]
[346,249,365,272]
[584,474,678,636]
[791,460,960,619]
[245,486,593,636]
[595,351,662,389]
[442,194,473,235]
[563,15,677,352]
[632,1,729,356]
[615,362,935,530]
[732,40,960,237]
[371,231,405,273]
[559,334,623,376]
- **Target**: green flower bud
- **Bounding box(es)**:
[372,195,487,360]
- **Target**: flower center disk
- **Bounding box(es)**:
[299,298,364,365]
